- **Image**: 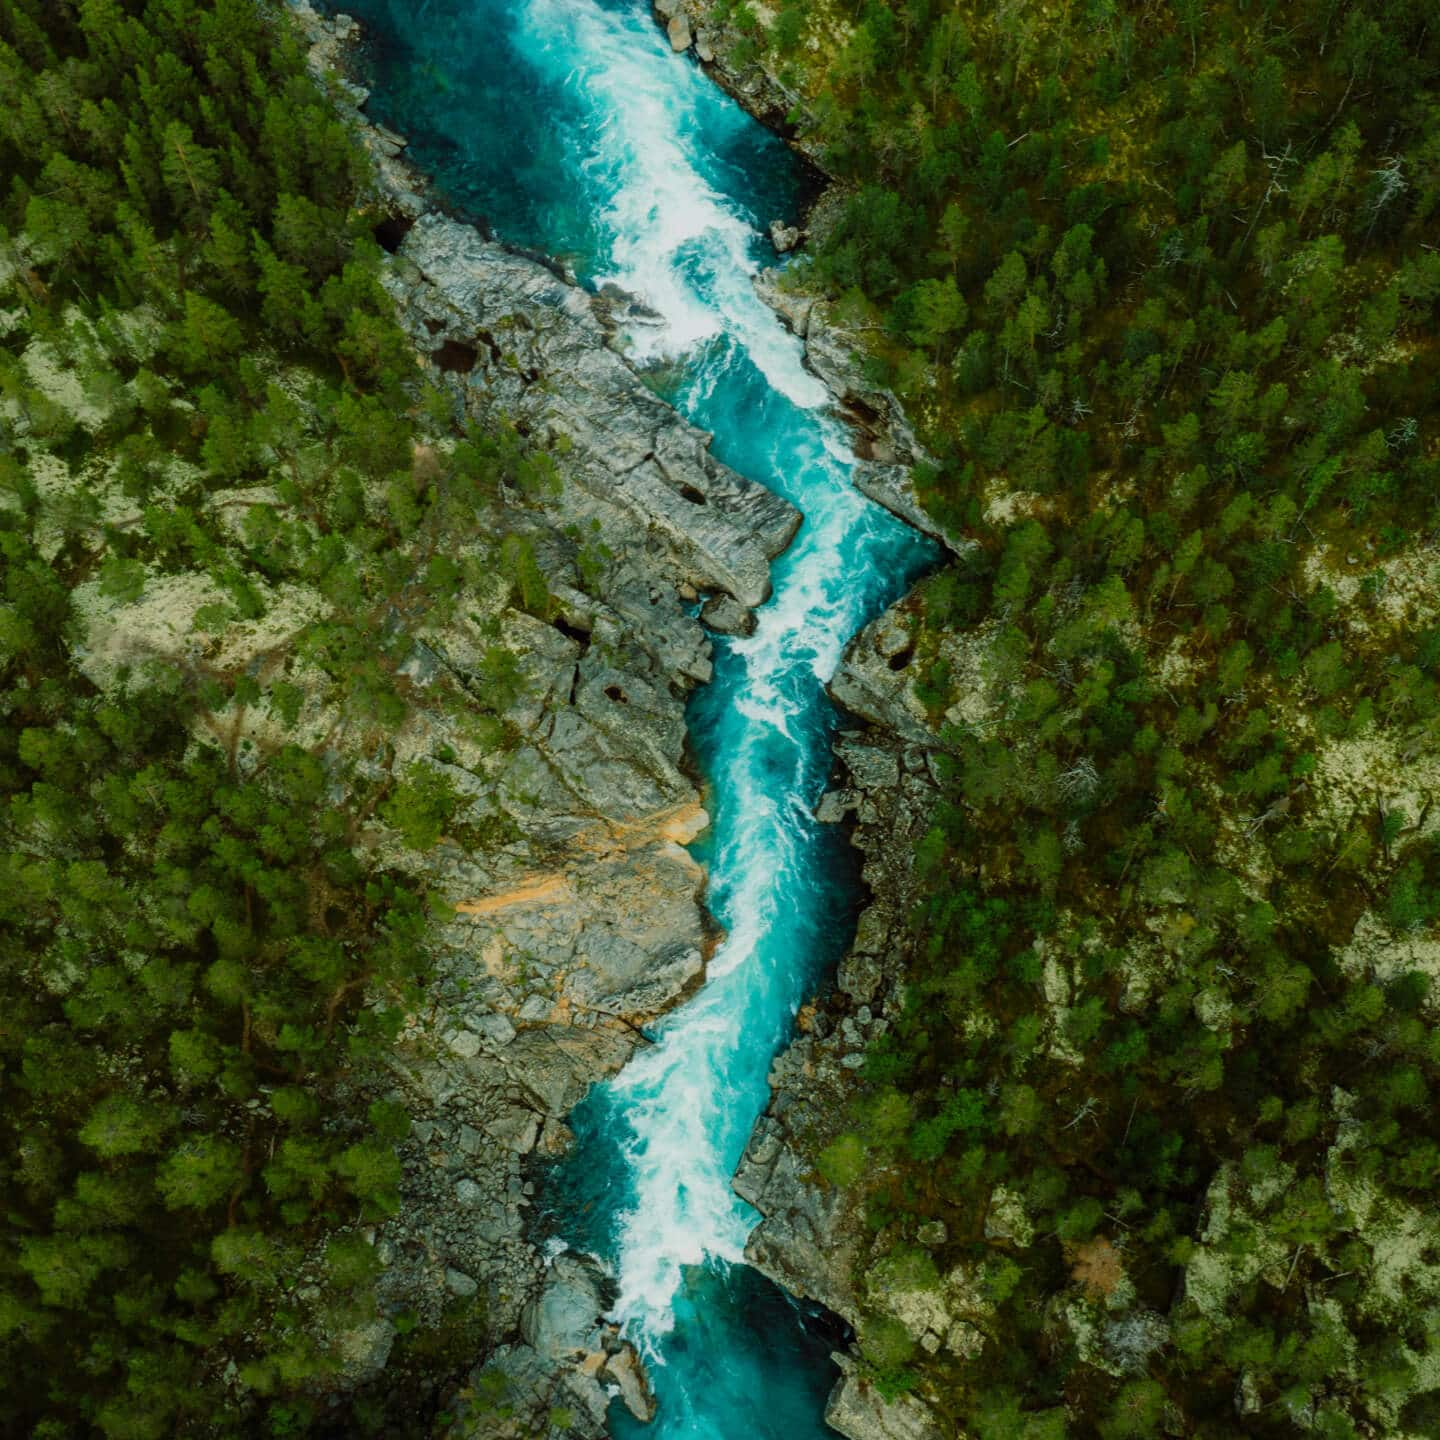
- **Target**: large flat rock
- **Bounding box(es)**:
[389,213,800,608]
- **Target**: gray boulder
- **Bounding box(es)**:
[521,1253,606,1360]
[770,220,801,253]
[828,611,939,745]
[700,592,755,635]
[826,1356,944,1440]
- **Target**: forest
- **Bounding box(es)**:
[5,0,1440,1437]
[720,0,1440,1434]
[0,2,555,1435]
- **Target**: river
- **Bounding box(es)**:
[336,1,937,1434]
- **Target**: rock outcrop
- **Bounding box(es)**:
[750,269,969,555]
[826,1354,945,1440]
[388,213,800,611]
[440,1252,656,1437]
[769,219,801,254]
[650,0,802,132]
[732,705,935,1229]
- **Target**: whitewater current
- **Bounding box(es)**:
[340,1,937,1433]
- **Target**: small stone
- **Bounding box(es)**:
[518,993,551,1022]
[605,1343,658,1423]
[946,1320,986,1360]
[840,1052,867,1069]
[444,1029,480,1059]
[917,1219,948,1247]
[745,1124,782,1169]
[372,122,408,151]
[445,1268,478,1298]
[920,1329,942,1354]
[537,1118,575,1156]
[836,740,901,791]
[473,1207,512,1243]
[769,220,801,253]
[838,950,883,1003]
[668,12,692,50]
[701,592,754,635]
[857,1005,873,1026]
[455,1178,482,1206]
[696,31,716,63]
[467,1012,517,1047]
[487,1106,541,1154]
[815,789,856,823]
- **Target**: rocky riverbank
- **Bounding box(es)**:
[646,5,968,559]
[735,602,957,1440]
[651,0,804,138]
[279,4,808,1433]
[749,268,967,555]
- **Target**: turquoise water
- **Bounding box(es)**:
[338,1,937,1433]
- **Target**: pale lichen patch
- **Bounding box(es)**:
[982,486,1052,528]
[1310,727,1440,838]
[1183,1164,1289,1320]
[1326,1167,1440,1323]
[22,335,115,434]
[1335,910,1440,998]
[72,570,329,690]
[1303,539,1440,638]
[1154,633,1198,690]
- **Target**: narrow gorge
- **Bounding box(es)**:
[298,0,939,1434]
